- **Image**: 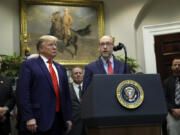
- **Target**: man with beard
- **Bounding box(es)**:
[164,58,180,135]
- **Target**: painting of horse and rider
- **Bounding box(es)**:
[25,4,103,64]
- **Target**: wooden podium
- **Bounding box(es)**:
[81,74,167,135]
[88,125,161,135]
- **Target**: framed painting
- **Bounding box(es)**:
[20,0,104,66]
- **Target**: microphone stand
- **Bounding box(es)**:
[123,45,127,74]
[113,43,127,74]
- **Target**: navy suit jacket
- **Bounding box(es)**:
[82,57,131,92]
[17,56,72,132]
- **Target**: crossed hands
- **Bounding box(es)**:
[172,108,180,118]
[0,107,8,122]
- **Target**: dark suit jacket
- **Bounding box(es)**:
[68,83,87,135]
[164,76,180,110]
[16,56,72,132]
[82,57,131,92]
[0,75,15,133]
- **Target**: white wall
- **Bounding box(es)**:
[102,0,147,59]
[0,0,20,55]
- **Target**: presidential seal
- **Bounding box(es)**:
[116,80,144,109]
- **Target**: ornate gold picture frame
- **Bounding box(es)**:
[20,0,104,66]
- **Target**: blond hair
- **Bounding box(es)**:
[36,35,58,51]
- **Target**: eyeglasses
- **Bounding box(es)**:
[100,42,113,46]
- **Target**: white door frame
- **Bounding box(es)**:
[142,22,180,73]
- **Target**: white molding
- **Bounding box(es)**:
[142,22,180,73]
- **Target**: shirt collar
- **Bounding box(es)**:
[40,55,53,63]
[101,56,113,64]
[73,82,82,87]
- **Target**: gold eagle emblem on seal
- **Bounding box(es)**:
[116,80,144,109]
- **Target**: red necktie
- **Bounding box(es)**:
[107,59,114,74]
[48,60,60,112]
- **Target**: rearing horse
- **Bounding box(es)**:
[50,11,91,57]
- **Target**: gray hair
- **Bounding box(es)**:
[71,66,84,76]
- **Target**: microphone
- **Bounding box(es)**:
[113,42,124,51]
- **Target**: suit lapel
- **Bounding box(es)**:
[172,77,176,92]
[114,57,120,74]
[70,84,80,103]
[37,57,54,90]
[97,58,106,74]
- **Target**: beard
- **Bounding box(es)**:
[173,70,180,76]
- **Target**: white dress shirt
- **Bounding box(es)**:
[72,82,82,100]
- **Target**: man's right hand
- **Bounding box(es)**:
[26,118,37,133]
[0,115,6,123]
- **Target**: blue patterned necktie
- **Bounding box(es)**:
[175,77,180,105]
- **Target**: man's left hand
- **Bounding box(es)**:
[0,107,8,117]
[66,120,72,134]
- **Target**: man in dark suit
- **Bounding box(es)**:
[164,58,180,135]
[83,35,131,92]
[17,35,72,135]
[0,56,15,135]
[68,67,88,135]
